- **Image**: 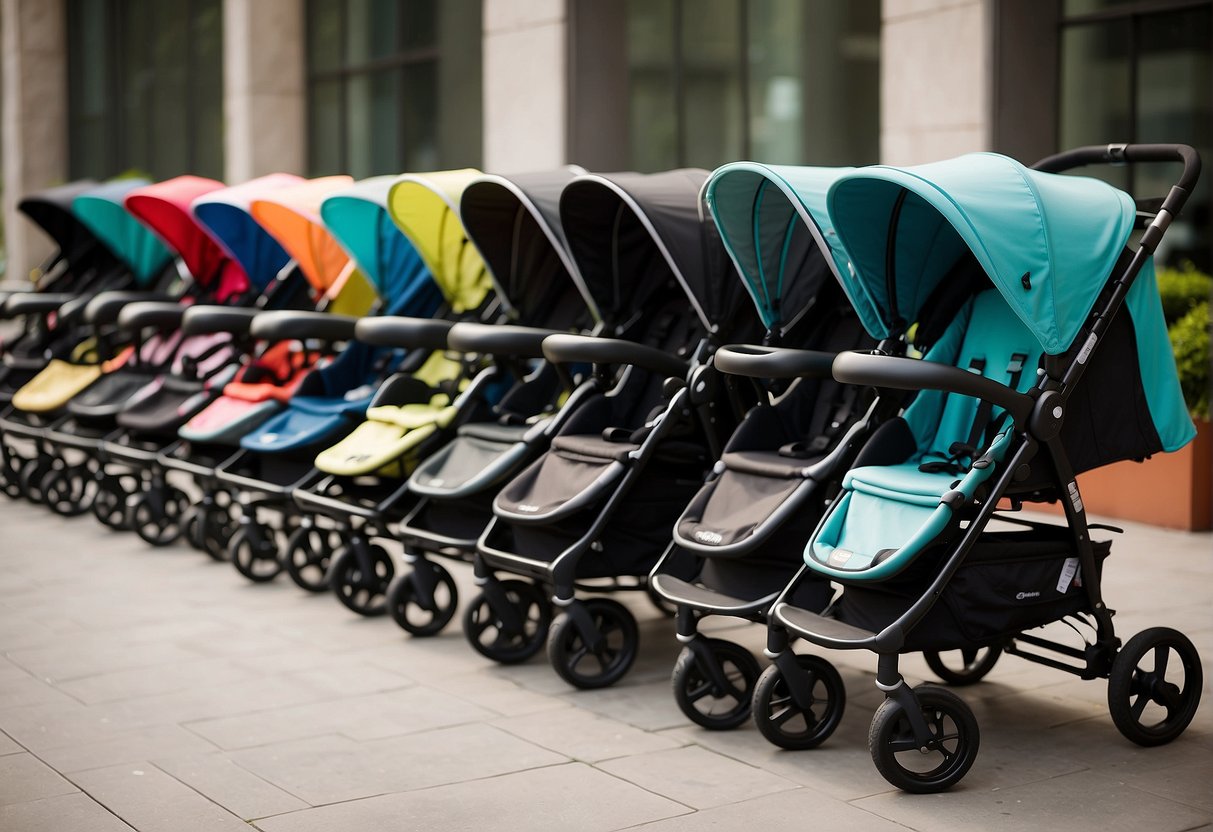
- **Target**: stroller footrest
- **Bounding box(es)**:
[774,603,877,649]
[650,574,770,615]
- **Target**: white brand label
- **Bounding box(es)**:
[693,530,723,545]
[1076,333,1098,365]
[517,504,539,513]
[1057,556,1080,593]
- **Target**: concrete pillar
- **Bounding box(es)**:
[880,0,993,165]
[223,0,306,182]
[1,0,68,281]
[483,0,568,172]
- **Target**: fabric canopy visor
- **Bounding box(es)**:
[388,169,492,314]
[558,169,747,334]
[248,176,355,297]
[319,175,432,305]
[460,168,601,330]
[125,175,249,300]
[192,173,303,290]
[826,152,1137,353]
[73,179,171,285]
[704,162,863,336]
[18,180,103,268]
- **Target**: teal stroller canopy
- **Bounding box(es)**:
[704,163,862,337]
[828,151,1193,453]
[72,180,172,285]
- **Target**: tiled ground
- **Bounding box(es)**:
[0,496,1210,831]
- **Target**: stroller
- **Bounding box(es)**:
[0,180,173,503]
[387,168,602,636]
[754,145,1203,792]
[214,174,441,586]
[471,169,761,688]
[648,163,879,730]
[291,170,504,616]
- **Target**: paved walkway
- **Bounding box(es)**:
[0,496,1210,831]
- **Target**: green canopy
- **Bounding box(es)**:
[72,180,171,284]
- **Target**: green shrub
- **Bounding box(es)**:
[1169,301,1210,421]
[1157,262,1213,325]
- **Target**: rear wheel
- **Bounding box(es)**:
[387,562,459,636]
[330,543,394,616]
[547,598,639,689]
[92,474,132,530]
[130,487,189,546]
[869,685,979,793]
[284,526,341,592]
[752,654,845,750]
[43,464,93,517]
[463,580,551,664]
[229,526,284,582]
[672,639,761,730]
[923,645,1002,686]
[1108,627,1202,747]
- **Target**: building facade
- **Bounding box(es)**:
[2,0,1210,278]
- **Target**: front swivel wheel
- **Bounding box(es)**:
[229,526,284,582]
[330,543,394,617]
[752,654,845,749]
[1108,627,1202,747]
[869,684,980,793]
[672,638,761,730]
[387,560,458,636]
[546,598,639,690]
[129,487,189,546]
[463,580,551,663]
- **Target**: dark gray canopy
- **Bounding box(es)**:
[558,169,756,339]
[18,179,108,268]
[460,169,600,331]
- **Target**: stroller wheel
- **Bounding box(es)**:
[869,684,979,794]
[387,562,459,637]
[44,464,94,517]
[129,487,189,547]
[752,654,845,750]
[229,526,284,583]
[547,598,640,689]
[0,451,24,499]
[330,543,394,616]
[92,475,133,530]
[923,645,1002,686]
[463,580,551,664]
[19,455,53,504]
[284,526,340,592]
[197,506,237,562]
[1108,627,1203,747]
[672,639,761,730]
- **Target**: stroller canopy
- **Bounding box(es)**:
[18,180,104,268]
[192,173,303,290]
[829,152,1193,453]
[319,175,431,304]
[72,180,172,285]
[461,168,600,329]
[705,163,859,337]
[125,176,249,299]
[249,176,356,297]
[388,170,492,314]
[559,169,751,337]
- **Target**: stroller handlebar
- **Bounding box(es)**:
[1033,143,1201,199]
[832,351,1033,426]
[714,344,836,380]
[542,333,690,379]
[250,310,360,344]
[83,291,176,325]
[447,322,564,359]
[182,306,260,337]
[117,301,187,333]
[353,316,453,351]
[1,291,76,319]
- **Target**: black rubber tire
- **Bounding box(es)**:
[330,543,394,617]
[463,580,551,664]
[229,526,284,582]
[869,685,980,794]
[387,562,459,637]
[923,645,1003,686]
[752,654,846,750]
[1108,627,1203,747]
[43,464,93,517]
[672,639,762,730]
[283,526,341,593]
[547,598,640,689]
[0,447,24,499]
[130,487,188,547]
[200,506,237,562]
[19,455,53,504]
[92,475,132,530]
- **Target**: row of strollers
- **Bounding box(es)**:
[0,145,1203,793]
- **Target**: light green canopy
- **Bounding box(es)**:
[72,180,171,284]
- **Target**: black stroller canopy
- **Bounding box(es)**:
[461,169,601,330]
[559,170,750,336]
[18,180,106,267]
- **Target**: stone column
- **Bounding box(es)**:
[1,0,68,281]
[223,0,307,182]
[483,0,568,172]
[880,0,993,165]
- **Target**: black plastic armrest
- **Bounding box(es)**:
[832,351,1033,425]
[714,344,836,379]
[249,310,360,343]
[354,316,453,351]
[182,306,260,336]
[542,334,691,378]
[2,292,76,318]
[117,302,187,332]
[83,291,175,325]
[447,323,563,358]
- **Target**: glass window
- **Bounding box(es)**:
[66,0,224,181]
[306,0,482,177]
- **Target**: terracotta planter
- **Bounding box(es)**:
[1064,419,1213,531]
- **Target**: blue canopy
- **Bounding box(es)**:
[72,179,171,284]
[828,152,1193,453]
[320,175,433,303]
[704,163,867,336]
[192,173,302,290]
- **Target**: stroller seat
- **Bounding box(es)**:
[10,358,103,413]
[807,289,1043,579]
